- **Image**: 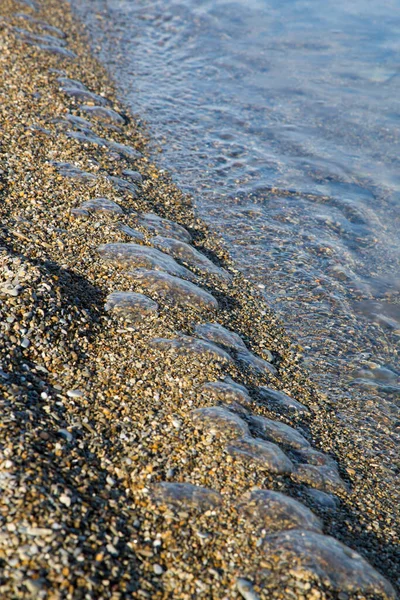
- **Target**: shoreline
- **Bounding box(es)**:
[0,0,398,598]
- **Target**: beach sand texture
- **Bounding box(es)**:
[0,0,398,597]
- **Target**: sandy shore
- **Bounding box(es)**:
[0,0,398,598]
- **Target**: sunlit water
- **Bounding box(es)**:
[70,0,400,467]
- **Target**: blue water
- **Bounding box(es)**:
[70,0,400,453]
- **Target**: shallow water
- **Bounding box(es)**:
[70,0,400,468]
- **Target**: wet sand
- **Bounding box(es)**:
[0,0,398,598]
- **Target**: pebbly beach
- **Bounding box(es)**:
[0,0,399,598]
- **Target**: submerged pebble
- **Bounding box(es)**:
[104,291,158,320]
[151,482,222,511]
[129,270,219,311]
[98,243,197,281]
[263,530,396,598]
[226,436,294,474]
[238,489,323,533]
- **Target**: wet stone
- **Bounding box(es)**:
[98,243,197,281]
[151,482,222,512]
[237,350,277,378]
[190,406,249,439]
[151,236,232,282]
[107,176,138,196]
[248,415,310,450]
[199,380,253,408]
[226,436,294,474]
[50,161,96,181]
[73,198,123,216]
[131,270,218,311]
[238,489,323,533]
[118,223,145,242]
[236,578,260,600]
[258,386,310,415]
[80,105,126,125]
[104,291,158,321]
[264,530,396,599]
[150,335,233,364]
[122,169,143,184]
[292,464,347,494]
[138,212,192,243]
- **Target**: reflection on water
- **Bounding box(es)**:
[70,0,400,464]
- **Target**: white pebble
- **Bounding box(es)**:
[59,494,71,507]
[153,564,164,575]
[67,389,84,398]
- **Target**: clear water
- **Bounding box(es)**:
[70,0,400,466]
